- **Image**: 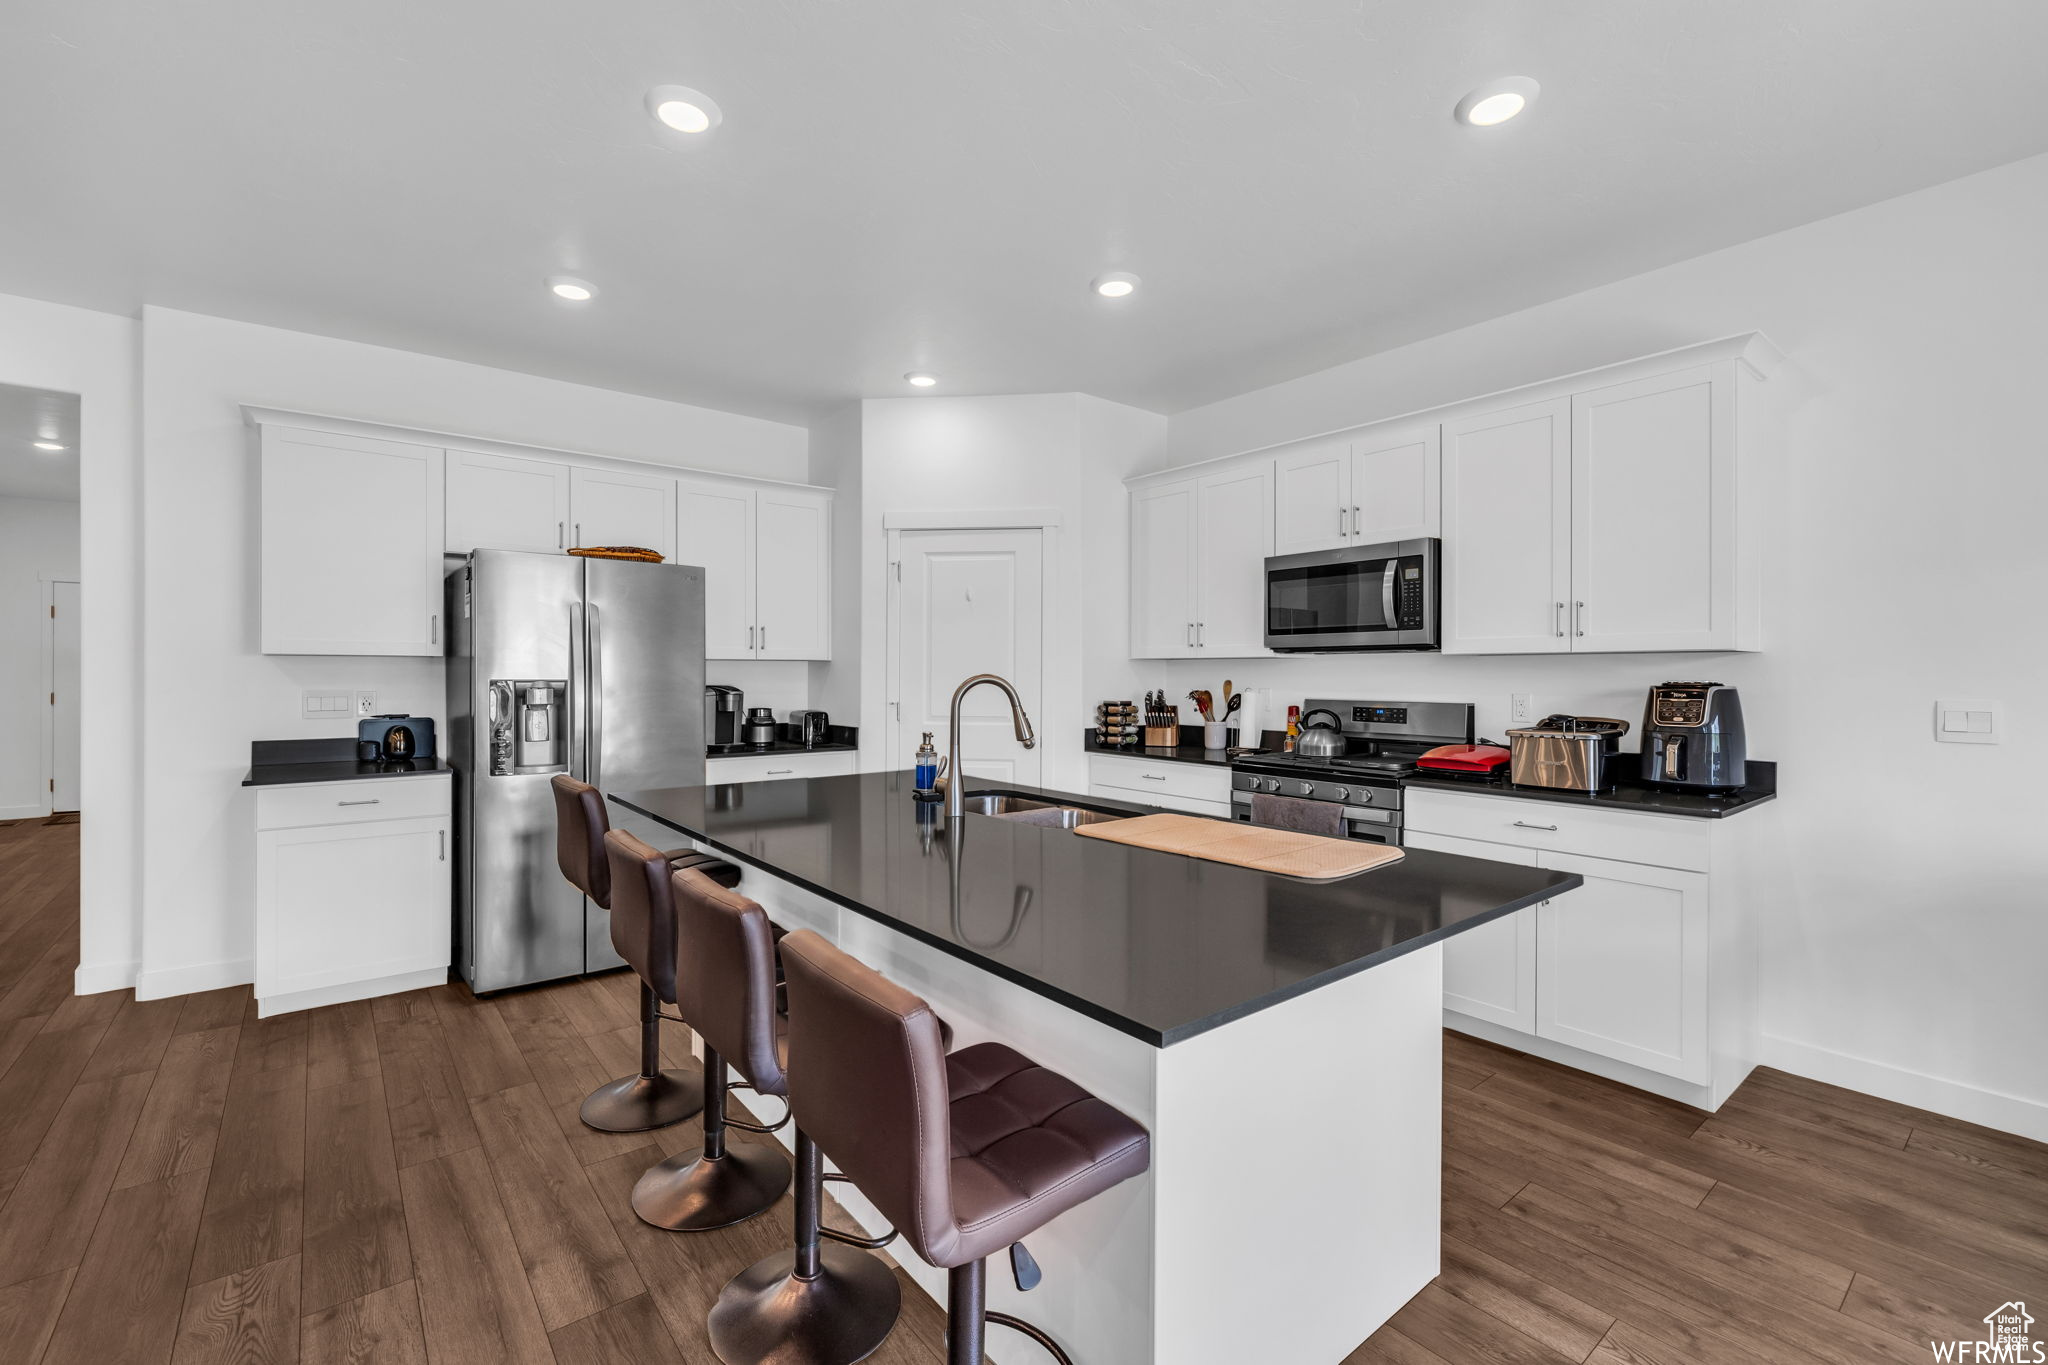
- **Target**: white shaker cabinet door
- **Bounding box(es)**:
[1534,850,1710,1083]
[754,486,832,660]
[1129,479,1200,658]
[1194,463,1274,656]
[1406,831,1540,1033]
[261,427,445,655]
[1571,364,1734,652]
[1350,425,1441,544]
[677,478,758,659]
[446,450,570,554]
[256,814,451,1002]
[569,465,677,560]
[1440,398,1572,654]
[1272,438,1351,556]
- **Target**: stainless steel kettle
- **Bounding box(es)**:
[1295,707,1346,758]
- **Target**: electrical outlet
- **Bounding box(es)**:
[355,690,379,717]
[1510,693,1536,726]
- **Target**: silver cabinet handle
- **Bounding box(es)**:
[1555,601,1565,637]
[338,798,380,807]
[1141,773,1167,781]
[1352,505,1361,534]
[759,625,766,652]
[748,625,755,651]
[1338,507,1347,537]
[1512,820,1559,831]
[767,768,793,775]
[1186,622,1195,648]
[430,614,438,645]
[438,829,446,860]
[557,520,564,549]
[1574,601,1585,637]
[1197,622,1205,646]
[573,521,582,545]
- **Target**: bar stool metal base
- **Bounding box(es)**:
[633,1139,791,1230]
[579,1069,703,1133]
[708,1242,900,1365]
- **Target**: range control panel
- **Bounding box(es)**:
[1650,683,1715,728]
[1353,706,1408,725]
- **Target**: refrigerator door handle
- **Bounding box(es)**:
[568,601,586,778]
[587,602,603,794]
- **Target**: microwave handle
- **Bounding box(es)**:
[1381,559,1398,628]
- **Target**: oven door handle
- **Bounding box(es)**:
[1381,558,1398,629]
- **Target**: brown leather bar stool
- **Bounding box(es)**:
[550,774,737,1132]
[777,930,1151,1365]
[631,866,795,1231]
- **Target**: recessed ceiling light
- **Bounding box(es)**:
[547,276,596,302]
[1455,76,1540,128]
[905,373,938,388]
[646,85,723,135]
[1091,271,1141,299]
[32,440,65,452]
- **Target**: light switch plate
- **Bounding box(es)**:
[355,690,378,717]
[302,690,352,720]
[1510,693,1536,726]
[1934,698,2002,744]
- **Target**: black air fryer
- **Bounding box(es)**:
[1640,683,1746,791]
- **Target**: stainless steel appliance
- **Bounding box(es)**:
[1263,538,1440,652]
[742,707,779,746]
[1294,708,1346,758]
[447,549,706,992]
[1508,715,1630,792]
[1229,699,1474,844]
[1641,682,1747,791]
[705,684,744,750]
[796,709,831,748]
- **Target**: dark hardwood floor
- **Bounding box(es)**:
[3,814,2044,1363]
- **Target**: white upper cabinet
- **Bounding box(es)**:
[1273,427,1440,556]
[754,486,831,660]
[446,450,570,554]
[1129,478,1201,657]
[1349,426,1441,545]
[569,465,677,559]
[1571,363,1742,652]
[1272,438,1352,555]
[677,477,758,659]
[1195,463,1275,655]
[261,426,445,656]
[1441,398,1573,654]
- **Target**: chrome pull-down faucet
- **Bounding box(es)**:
[945,674,1036,822]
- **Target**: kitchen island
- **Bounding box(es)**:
[613,769,1579,1364]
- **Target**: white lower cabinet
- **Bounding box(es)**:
[1408,786,1757,1105]
[254,775,452,1017]
[1087,754,1232,818]
[706,750,858,784]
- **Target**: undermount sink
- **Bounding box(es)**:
[958,792,1128,829]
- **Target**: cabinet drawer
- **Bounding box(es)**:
[1403,788,1707,872]
[256,775,452,831]
[1087,755,1232,805]
[707,751,858,784]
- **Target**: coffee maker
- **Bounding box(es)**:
[1640,682,1747,791]
[704,684,745,749]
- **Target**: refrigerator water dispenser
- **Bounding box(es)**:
[490,679,568,775]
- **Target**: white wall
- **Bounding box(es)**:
[853,394,1166,792]
[0,497,81,817]
[0,292,142,993]
[806,401,864,724]
[1160,153,2048,1137]
[135,306,810,996]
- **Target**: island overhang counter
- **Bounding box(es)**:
[611,770,1580,1364]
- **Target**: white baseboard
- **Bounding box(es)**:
[135,957,254,1001]
[0,802,50,821]
[74,959,140,995]
[256,966,446,1018]
[1758,1033,2048,1145]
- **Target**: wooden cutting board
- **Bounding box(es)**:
[1074,813,1405,881]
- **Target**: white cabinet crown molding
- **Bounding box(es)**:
[1124,332,1781,487]
[241,405,834,495]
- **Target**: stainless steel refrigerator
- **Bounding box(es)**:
[446,549,705,992]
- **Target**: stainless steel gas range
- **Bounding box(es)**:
[1229,699,1475,845]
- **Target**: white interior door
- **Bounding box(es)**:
[893,529,1043,787]
[50,580,80,813]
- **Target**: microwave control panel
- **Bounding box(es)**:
[1395,560,1427,628]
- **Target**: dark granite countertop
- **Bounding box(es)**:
[1404,760,1777,819]
[242,738,452,788]
[611,769,1578,1048]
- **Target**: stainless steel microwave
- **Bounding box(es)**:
[1263,538,1440,652]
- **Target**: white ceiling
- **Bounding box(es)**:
[2,2,2045,424]
[0,383,80,501]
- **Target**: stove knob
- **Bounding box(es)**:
[1332,787,1349,802]
[1357,789,1373,803]
[1296,781,1314,797]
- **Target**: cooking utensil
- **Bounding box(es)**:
[1294,707,1347,759]
[1187,689,1213,721]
